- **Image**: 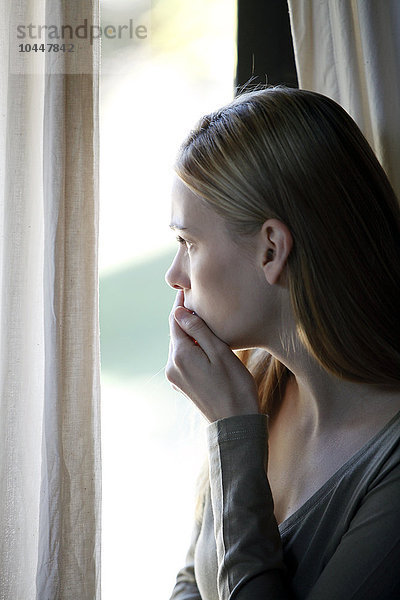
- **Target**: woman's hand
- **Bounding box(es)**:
[165,291,260,422]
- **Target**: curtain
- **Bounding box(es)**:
[287,0,400,200]
[0,1,101,598]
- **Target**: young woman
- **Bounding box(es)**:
[165,87,400,599]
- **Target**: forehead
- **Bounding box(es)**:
[170,177,222,233]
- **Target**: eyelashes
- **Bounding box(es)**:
[176,235,192,249]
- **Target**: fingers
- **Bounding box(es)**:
[168,292,204,366]
[174,306,226,359]
[172,289,184,311]
[168,289,227,366]
[169,291,185,336]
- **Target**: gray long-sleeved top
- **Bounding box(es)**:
[170,411,400,599]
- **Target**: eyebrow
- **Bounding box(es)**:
[169,223,188,231]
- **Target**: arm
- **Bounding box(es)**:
[207,414,289,600]
[166,293,287,598]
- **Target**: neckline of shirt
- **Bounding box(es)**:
[278,407,400,534]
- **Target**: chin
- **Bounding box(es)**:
[226,332,264,351]
[220,333,256,351]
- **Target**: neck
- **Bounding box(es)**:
[271,341,400,435]
[260,298,400,433]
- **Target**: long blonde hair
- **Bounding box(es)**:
[176,87,400,415]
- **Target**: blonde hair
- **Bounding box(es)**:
[176,87,400,414]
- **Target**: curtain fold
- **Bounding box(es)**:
[288,0,400,200]
[0,1,101,598]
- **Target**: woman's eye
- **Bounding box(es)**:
[176,235,193,251]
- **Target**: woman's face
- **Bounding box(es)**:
[165,177,274,350]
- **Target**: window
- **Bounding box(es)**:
[100,1,236,596]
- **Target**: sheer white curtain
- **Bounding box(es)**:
[288,0,400,199]
[0,1,101,598]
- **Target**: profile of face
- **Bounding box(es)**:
[165,177,288,350]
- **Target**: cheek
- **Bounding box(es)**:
[193,255,237,302]
[207,266,265,345]
[193,261,246,332]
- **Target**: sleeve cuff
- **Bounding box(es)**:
[207,413,269,448]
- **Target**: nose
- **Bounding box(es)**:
[165,250,191,290]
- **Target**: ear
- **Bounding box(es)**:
[260,219,293,285]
